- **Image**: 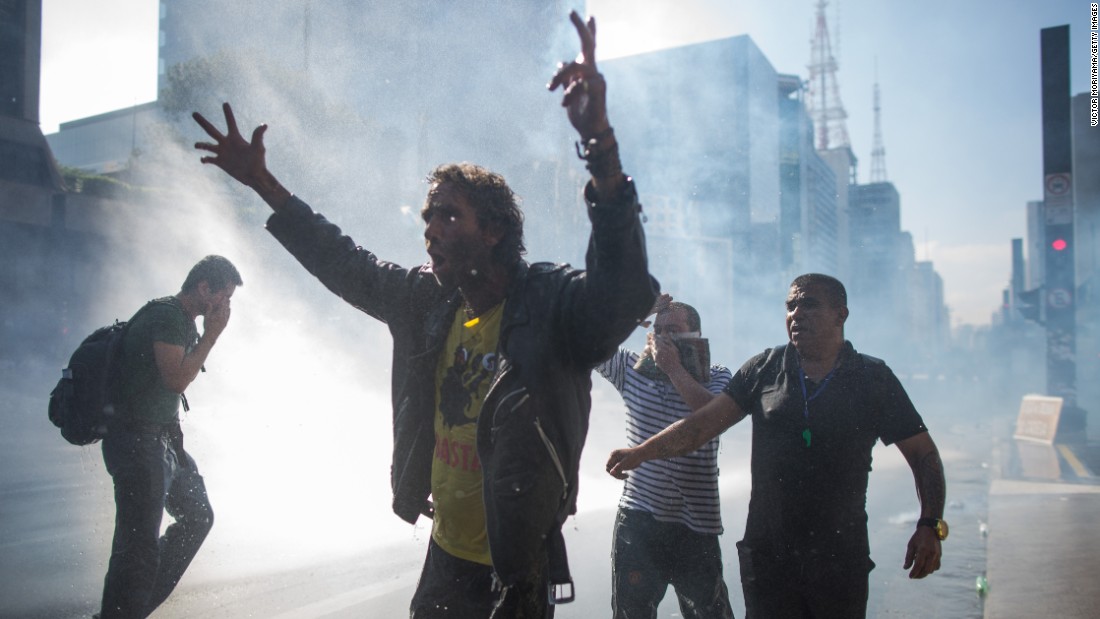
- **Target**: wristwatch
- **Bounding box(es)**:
[917,517,949,541]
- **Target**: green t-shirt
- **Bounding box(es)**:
[116,297,197,425]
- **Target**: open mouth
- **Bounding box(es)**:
[427,251,447,272]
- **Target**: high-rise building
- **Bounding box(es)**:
[1026,199,1046,290]
[778,73,839,278]
[1072,92,1099,306]
[819,147,856,282]
[847,182,902,338]
[909,260,949,360]
[45,102,162,175]
[848,182,902,297]
[0,0,61,191]
[1071,91,1100,420]
[846,180,949,366]
[806,0,855,283]
[1,0,40,122]
[601,35,787,358]
[0,0,84,364]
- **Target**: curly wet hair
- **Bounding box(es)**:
[426,163,526,267]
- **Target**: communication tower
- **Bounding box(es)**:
[806,0,850,152]
[869,76,888,183]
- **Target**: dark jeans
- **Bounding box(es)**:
[99,425,213,619]
[737,541,872,619]
[611,508,735,619]
[411,538,554,619]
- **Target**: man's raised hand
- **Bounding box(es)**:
[194,103,290,209]
[193,103,270,190]
[547,11,609,140]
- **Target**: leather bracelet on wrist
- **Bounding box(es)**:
[575,128,623,179]
[585,144,624,179]
[582,126,615,149]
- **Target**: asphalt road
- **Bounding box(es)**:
[2,362,993,618]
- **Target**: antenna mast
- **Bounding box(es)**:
[806,0,850,151]
[869,68,888,183]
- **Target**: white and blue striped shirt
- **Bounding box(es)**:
[596,349,732,535]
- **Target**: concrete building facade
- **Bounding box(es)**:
[778,73,839,280]
[601,35,787,358]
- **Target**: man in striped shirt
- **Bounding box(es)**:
[595,295,736,619]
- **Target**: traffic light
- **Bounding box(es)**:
[1046,226,1074,279]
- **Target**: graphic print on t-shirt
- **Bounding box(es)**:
[431,303,504,565]
[439,344,497,428]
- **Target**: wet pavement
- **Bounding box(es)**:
[4,363,1097,618]
[982,431,1100,619]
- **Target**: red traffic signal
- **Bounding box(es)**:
[1051,238,1068,251]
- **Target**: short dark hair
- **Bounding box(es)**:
[661,301,701,332]
[181,255,243,293]
[427,163,526,266]
[790,273,846,309]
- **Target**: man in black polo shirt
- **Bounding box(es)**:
[607,273,947,619]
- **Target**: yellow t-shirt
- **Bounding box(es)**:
[431,302,503,565]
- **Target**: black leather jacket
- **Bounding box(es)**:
[266,180,656,587]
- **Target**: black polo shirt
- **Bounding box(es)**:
[724,341,927,564]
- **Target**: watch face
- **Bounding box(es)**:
[919,517,949,541]
[935,520,949,541]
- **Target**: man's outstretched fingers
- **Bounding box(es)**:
[222,102,240,138]
[250,124,268,148]
[192,112,222,141]
[569,11,596,67]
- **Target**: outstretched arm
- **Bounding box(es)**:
[193,102,293,213]
[548,11,657,367]
[606,392,745,479]
[548,11,624,202]
[195,103,421,324]
[896,431,946,579]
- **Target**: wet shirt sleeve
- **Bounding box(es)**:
[723,350,772,412]
[143,304,194,348]
[870,364,928,445]
[594,348,631,392]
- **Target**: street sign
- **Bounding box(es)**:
[1047,287,1072,308]
[1045,204,1073,224]
[1014,394,1064,443]
[1045,172,1071,196]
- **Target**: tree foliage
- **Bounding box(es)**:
[58,165,132,198]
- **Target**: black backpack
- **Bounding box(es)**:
[47,300,174,445]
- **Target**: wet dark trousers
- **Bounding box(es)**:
[100,426,213,619]
[411,538,555,619]
[611,508,735,619]
[737,542,869,619]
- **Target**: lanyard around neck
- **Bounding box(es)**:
[796,359,838,447]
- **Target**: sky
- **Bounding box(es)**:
[38,0,1093,328]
